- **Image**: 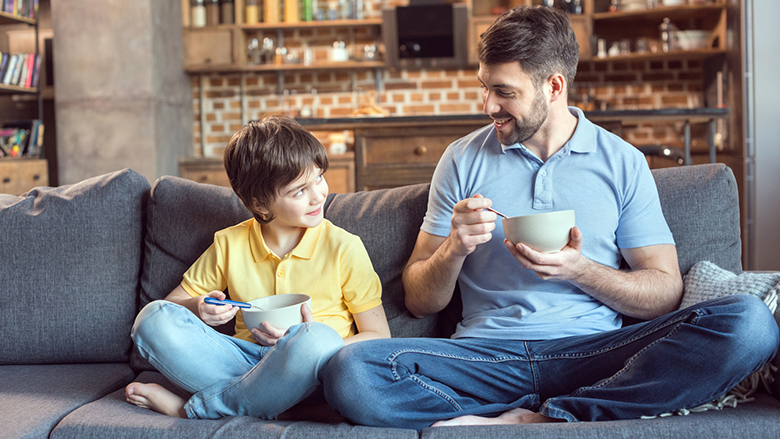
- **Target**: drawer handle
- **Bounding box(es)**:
[2,177,10,183]
[414,145,428,155]
[33,174,41,180]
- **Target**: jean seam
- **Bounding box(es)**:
[386,348,529,413]
[186,343,281,417]
[531,311,696,361]
[569,312,697,397]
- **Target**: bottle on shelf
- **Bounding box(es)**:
[285,0,300,23]
[245,0,260,24]
[206,0,220,26]
[265,0,280,24]
[191,0,207,27]
[221,0,235,24]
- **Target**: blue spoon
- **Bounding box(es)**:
[204,297,263,310]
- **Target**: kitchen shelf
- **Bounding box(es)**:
[592,4,725,22]
[586,47,727,63]
[238,18,382,31]
[185,60,385,74]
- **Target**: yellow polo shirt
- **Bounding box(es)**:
[181,218,382,342]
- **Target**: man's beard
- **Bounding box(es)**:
[495,90,548,146]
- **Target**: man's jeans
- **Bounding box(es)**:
[132,300,344,419]
[324,295,779,430]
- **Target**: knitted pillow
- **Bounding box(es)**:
[681,261,779,313]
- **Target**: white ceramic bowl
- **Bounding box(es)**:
[676,30,710,50]
[502,210,575,254]
[241,293,312,330]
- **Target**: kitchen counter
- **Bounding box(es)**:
[297,107,729,166]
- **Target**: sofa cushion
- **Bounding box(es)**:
[52,371,418,439]
[0,169,149,364]
[0,363,135,439]
[324,184,439,338]
[139,176,251,308]
[418,393,780,439]
[651,164,742,276]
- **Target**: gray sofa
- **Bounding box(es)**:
[1,163,778,439]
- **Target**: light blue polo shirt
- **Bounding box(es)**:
[422,107,674,340]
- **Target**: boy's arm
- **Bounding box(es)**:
[343,305,391,346]
[164,284,239,327]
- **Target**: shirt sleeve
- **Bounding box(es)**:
[615,158,675,249]
[421,144,464,237]
[339,236,383,314]
[181,237,228,297]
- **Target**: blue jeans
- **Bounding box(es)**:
[132,300,344,419]
[323,295,779,430]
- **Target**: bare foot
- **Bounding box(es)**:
[125,382,188,418]
[432,408,561,427]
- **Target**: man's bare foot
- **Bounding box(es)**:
[432,408,562,427]
[125,382,188,418]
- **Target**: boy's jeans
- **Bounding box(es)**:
[132,300,344,419]
[324,295,779,430]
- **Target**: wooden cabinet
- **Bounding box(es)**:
[355,126,479,191]
[0,159,48,195]
[179,153,356,194]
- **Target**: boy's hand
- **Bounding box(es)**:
[198,291,240,326]
[250,303,314,346]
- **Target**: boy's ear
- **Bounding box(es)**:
[251,198,269,215]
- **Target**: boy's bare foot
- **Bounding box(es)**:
[432,407,562,427]
[125,382,188,418]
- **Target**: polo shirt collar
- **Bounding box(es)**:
[497,106,597,155]
[249,220,323,262]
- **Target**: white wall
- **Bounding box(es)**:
[748,0,780,270]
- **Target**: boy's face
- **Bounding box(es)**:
[259,166,329,230]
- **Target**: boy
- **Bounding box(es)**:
[125,115,390,420]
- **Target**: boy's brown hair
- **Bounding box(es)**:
[223,115,329,224]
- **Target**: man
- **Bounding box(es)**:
[323,6,778,430]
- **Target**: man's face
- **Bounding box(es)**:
[478,62,549,146]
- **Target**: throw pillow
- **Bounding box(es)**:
[681,261,779,313]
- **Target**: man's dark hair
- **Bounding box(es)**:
[223,115,329,224]
[478,6,579,89]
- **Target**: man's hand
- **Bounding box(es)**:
[198,291,241,326]
[449,194,498,257]
[251,303,314,346]
[504,226,586,281]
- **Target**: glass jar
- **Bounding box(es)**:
[206,0,220,26]
[191,0,207,27]
[221,0,235,24]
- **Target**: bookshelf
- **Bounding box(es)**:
[0,2,47,194]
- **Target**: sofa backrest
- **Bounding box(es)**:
[0,169,149,364]
[652,163,742,275]
[135,163,742,351]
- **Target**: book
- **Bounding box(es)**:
[11,53,26,86]
[0,53,7,80]
[30,53,40,88]
[2,54,18,85]
[24,52,34,87]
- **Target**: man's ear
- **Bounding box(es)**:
[548,73,566,102]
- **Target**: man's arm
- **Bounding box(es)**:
[505,227,683,320]
[403,195,498,318]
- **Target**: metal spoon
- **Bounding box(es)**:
[486,207,508,219]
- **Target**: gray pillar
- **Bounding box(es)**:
[52,0,193,184]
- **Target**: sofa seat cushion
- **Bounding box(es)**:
[51,371,418,439]
[419,393,780,439]
[0,363,135,439]
[0,169,150,364]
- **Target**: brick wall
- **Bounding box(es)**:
[192,1,709,160]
